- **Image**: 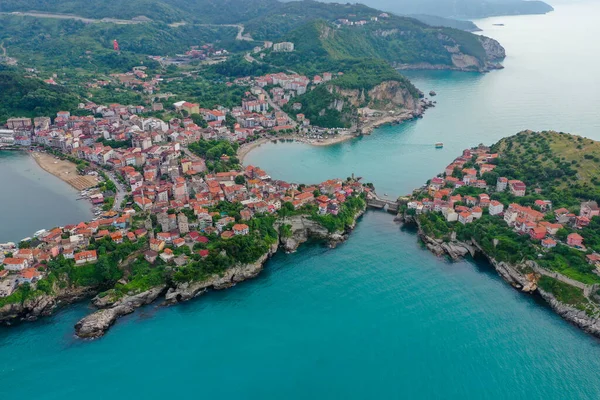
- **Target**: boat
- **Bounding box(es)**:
[435,142,444,149]
[493,23,505,26]
[33,229,47,237]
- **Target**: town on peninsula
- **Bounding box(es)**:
[2,0,599,342]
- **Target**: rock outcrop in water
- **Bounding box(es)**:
[0,285,96,324]
[1,206,366,339]
[75,285,167,339]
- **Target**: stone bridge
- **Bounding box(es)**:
[366,195,399,213]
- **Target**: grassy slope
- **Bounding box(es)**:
[493,131,600,190]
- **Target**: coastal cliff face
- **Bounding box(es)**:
[0,284,97,324]
[275,208,365,253]
[402,213,600,338]
[479,36,506,61]
[396,36,505,72]
[336,81,421,112]
[75,285,167,339]
[2,207,366,339]
[537,289,600,338]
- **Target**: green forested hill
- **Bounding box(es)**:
[0,15,250,71]
[0,0,279,24]
[263,18,491,73]
[0,65,81,123]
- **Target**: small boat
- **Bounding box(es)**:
[493,23,505,26]
[435,142,444,149]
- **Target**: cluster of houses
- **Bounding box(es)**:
[407,146,600,258]
[335,12,390,27]
[108,66,161,94]
[1,101,368,298]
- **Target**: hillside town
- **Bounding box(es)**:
[406,146,600,270]
[0,100,369,299]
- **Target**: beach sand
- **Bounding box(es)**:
[30,151,98,191]
[237,134,357,164]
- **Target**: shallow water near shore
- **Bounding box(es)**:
[0,151,94,243]
[3,1,600,398]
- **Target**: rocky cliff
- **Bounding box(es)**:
[0,284,97,325]
[404,212,600,338]
[396,35,505,72]
[336,81,422,112]
[75,285,167,339]
[2,207,367,339]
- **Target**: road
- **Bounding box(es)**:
[254,86,298,128]
[106,171,127,211]
[0,11,147,25]
[196,23,253,41]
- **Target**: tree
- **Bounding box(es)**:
[234,175,245,185]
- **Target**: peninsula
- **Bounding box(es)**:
[0,100,372,338]
[397,131,600,337]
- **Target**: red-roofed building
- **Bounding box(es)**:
[74,250,98,265]
[567,233,584,248]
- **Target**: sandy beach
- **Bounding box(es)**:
[237,134,357,164]
[30,151,98,190]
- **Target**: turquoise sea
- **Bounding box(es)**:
[2,1,600,398]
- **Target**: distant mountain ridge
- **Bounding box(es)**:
[315,0,554,20]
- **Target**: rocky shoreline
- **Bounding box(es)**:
[399,213,600,339]
[358,98,434,135]
[0,207,366,339]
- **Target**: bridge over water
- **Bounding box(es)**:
[366,194,399,213]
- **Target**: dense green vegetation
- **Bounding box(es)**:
[0,15,246,71]
[159,77,247,109]
[188,139,241,172]
[0,65,80,124]
[263,17,490,74]
[538,276,598,316]
[0,0,280,25]
[491,131,600,209]
[311,195,366,232]
[283,85,350,128]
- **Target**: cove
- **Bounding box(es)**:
[0,151,94,243]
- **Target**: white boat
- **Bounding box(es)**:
[435,142,444,148]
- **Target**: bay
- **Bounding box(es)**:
[244,0,600,197]
[0,150,94,243]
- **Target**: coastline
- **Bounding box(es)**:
[0,204,367,339]
[30,151,98,191]
[399,213,600,340]
[237,134,357,164]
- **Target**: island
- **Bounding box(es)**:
[397,131,600,337]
